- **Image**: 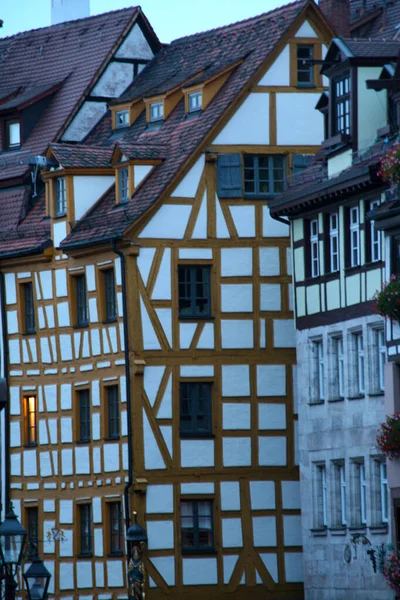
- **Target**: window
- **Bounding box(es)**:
[24,396,37,447]
[333,74,351,135]
[380,462,388,523]
[79,504,92,555]
[118,167,129,204]
[180,382,212,437]
[55,177,66,217]
[107,385,120,439]
[178,265,211,318]
[314,464,327,528]
[78,389,90,442]
[150,101,164,122]
[310,219,319,278]
[109,502,123,554]
[311,340,324,402]
[331,336,344,399]
[23,282,35,334]
[75,274,88,327]
[349,206,360,267]
[5,119,20,149]
[26,507,39,558]
[188,91,202,112]
[297,45,314,86]
[104,268,117,322]
[216,154,243,198]
[181,500,214,552]
[116,110,129,128]
[376,329,386,393]
[354,332,365,395]
[333,463,346,526]
[329,213,339,272]
[370,199,381,262]
[244,155,285,196]
[360,463,367,525]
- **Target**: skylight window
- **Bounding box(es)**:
[115,110,129,128]
[150,101,164,122]
[188,91,202,113]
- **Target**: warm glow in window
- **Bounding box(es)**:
[25,396,37,446]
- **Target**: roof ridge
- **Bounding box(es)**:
[170,0,306,44]
[0,6,139,41]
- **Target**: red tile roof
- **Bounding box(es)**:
[49,144,114,169]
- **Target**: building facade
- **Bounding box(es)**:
[269,35,400,600]
[0,1,337,598]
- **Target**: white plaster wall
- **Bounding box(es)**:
[181,482,215,495]
[181,439,214,467]
[277,93,323,145]
[150,556,175,586]
[230,205,255,237]
[295,20,318,37]
[274,319,296,348]
[221,248,252,276]
[147,520,174,550]
[223,437,251,466]
[285,553,304,582]
[171,156,204,198]
[137,247,156,285]
[140,298,161,350]
[116,22,154,60]
[144,366,165,406]
[253,516,277,546]
[182,558,217,585]
[221,320,254,348]
[260,284,281,311]
[134,164,153,188]
[62,101,108,142]
[221,284,253,312]
[250,481,275,509]
[53,220,67,248]
[139,205,192,238]
[107,560,124,587]
[192,193,207,238]
[213,93,270,145]
[258,45,290,86]
[258,403,286,430]
[358,67,387,150]
[146,485,174,513]
[260,247,280,276]
[221,481,241,510]
[73,176,114,220]
[223,403,251,429]
[327,149,352,178]
[222,365,250,397]
[152,249,171,299]
[143,410,166,469]
[92,62,134,98]
[263,206,289,237]
[222,518,243,548]
[259,436,287,466]
[257,365,286,396]
[5,273,16,304]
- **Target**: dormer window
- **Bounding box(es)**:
[188,91,202,113]
[116,110,129,129]
[5,119,20,150]
[55,177,66,217]
[150,102,164,122]
[119,168,129,204]
[333,74,351,135]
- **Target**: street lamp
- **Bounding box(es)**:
[23,552,51,600]
[126,512,147,600]
[0,505,27,600]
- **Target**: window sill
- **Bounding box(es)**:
[178,315,214,321]
[348,394,365,400]
[54,213,67,220]
[78,553,93,558]
[25,443,38,449]
[22,331,37,336]
[310,527,327,537]
[348,525,367,532]
[308,400,324,406]
[328,397,344,403]
[102,317,118,325]
[329,527,347,536]
[369,525,388,535]
[107,551,124,557]
[73,323,89,329]
[180,432,214,439]
[145,121,163,132]
[369,391,385,397]
[75,439,91,445]
[103,436,120,442]
[297,83,316,89]
[181,547,216,556]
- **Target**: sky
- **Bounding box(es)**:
[1,0,289,41]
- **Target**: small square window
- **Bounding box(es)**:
[6,119,20,149]
[55,177,66,217]
[107,385,120,439]
[150,102,164,122]
[78,389,91,442]
[24,395,37,447]
[180,382,212,437]
[116,110,129,128]
[181,500,214,552]
[178,265,211,318]
[79,504,93,555]
[109,502,123,554]
[188,91,202,112]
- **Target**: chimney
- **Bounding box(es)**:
[51,0,90,25]
[317,0,351,38]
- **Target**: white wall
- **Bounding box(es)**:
[73,176,114,220]
[277,93,323,145]
[358,67,387,151]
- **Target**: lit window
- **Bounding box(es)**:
[188,91,202,112]
[350,206,360,267]
[119,168,129,204]
[370,199,381,262]
[115,110,129,128]
[25,396,37,447]
[6,119,20,149]
[150,101,164,122]
[310,219,319,277]
[329,213,339,272]
[55,177,66,217]
[380,462,388,523]
[311,339,324,402]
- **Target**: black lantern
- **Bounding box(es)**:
[126,517,148,555]
[23,553,51,600]
[0,505,27,573]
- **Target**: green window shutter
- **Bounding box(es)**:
[217,153,243,198]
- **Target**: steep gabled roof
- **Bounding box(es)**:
[61,0,321,248]
[49,144,114,169]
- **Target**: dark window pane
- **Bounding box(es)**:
[181,500,213,551]
[119,168,129,204]
[104,269,116,321]
[79,390,90,441]
[27,507,39,558]
[178,266,211,318]
[107,386,120,438]
[24,282,35,334]
[76,275,88,326]
[80,504,92,555]
[180,382,211,436]
[109,502,122,553]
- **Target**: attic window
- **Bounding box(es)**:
[5,119,20,150]
[116,110,129,129]
[188,91,202,113]
[150,102,164,122]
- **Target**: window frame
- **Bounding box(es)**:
[115,109,129,129]
[380,461,388,524]
[329,212,339,273]
[5,118,21,150]
[180,499,214,553]
[339,463,347,526]
[78,389,91,443]
[311,339,324,402]
[188,91,202,113]
[107,385,120,440]
[310,218,319,278]
[349,206,360,267]
[180,382,212,437]
[243,154,286,197]
[118,167,129,205]
[109,502,123,555]
[103,268,117,322]
[26,506,39,558]
[149,101,164,122]
[79,503,93,556]
[55,177,67,217]
[22,281,36,334]
[355,332,365,395]
[75,274,88,327]
[370,199,381,262]
[360,463,367,525]
[377,328,386,393]
[332,73,351,135]
[297,44,314,87]
[24,395,38,447]
[178,265,211,319]
[315,463,327,528]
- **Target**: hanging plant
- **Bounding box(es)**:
[377,413,400,460]
[372,275,400,321]
[384,554,400,593]
[378,141,400,185]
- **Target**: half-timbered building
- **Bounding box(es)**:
[269,33,400,600]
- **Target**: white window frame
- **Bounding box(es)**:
[115,109,129,128]
[149,101,164,122]
[377,328,386,392]
[350,206,360,267]
[340,464,346,525]
[360,463,367,525]
[370,199,381,262]
[310,219,319,278]
[337,337,344,398]
[316,464,328,527]
[188,91,202,112]
[380,462,388,523]
[312,340,324,401]
[355,332,365,394]
[55,177,66,217]
[329,212,339,272]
